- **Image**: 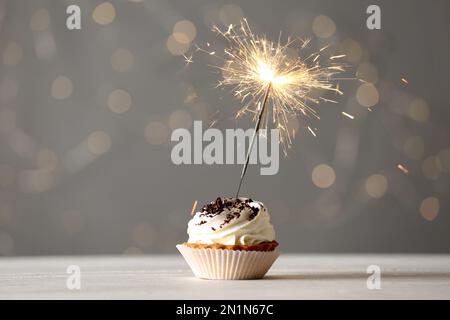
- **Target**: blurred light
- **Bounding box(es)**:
[339,39,362,63]
[2,42,23,66]
[219,4,244,26]
[422,156,442,180]
[30,8,50,32]
[0,231,14,255]
[107,89,132,114]
[408,98,430,122]
[62,210,85,235]
[92,2,116,25]
[132,222,155,248]
[312,164,336,189]
[145,121,169,145]
[403,136,425,160]
[110,48,134,72]
[356,62,379,84]
[63,141,96,173]
[312,15,336,39]
[166,34,190,56]
[18,169,54,193]
[420,197,440,221]
[0,108,16,133]
[0,165,15,188]
[438,148,450,173]
[34,32,57,60]
[51,76,73,100]
[365,174,388,198]
[87,131,111,155]
[356,83,379,107]
[0,203,13,226]
[173,20,197,44]
[36,148,59,171]
[168,109,192,129]
[202,3,221,29]
[9,130,35,158]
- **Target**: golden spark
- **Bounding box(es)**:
[182,53,193,66]
[342,111,354,119]
[193,19,348,196]
[397,164,409,175]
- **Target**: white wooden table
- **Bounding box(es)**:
[1,254,449,299]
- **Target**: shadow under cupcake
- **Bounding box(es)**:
[177,197,279,280]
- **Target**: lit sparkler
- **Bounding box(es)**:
[194,18,347,196]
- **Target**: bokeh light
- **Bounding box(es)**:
[312,15,336,38]
[365,174,388,198]
[339,38,362,63]
[173,20,197,44]
[92,2,116,25]
[18,169,54,193]
[420,197,440,221]
[168,109,193,129]
[108,89,132,114]
[219,4,244,26]
[356,83,379,107]
[36,148,59,171]
[357,62,379,84]
[422,156,442,180]
[166,34,190,56]
[87,131,112,155]
[312,164,336,189]
[408,98,430,122]
[145,121,169,145]
[51,76,73,100]
[110,48,134,72]
[3,42,23,66]
[30,8,50,32]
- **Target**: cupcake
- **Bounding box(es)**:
[177,197,279,280]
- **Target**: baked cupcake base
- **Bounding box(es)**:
[181,240,279,252]
[177,243,279,280]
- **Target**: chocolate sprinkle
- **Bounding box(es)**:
[198,196,261,227]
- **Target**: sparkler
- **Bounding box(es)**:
[194,18,347,196]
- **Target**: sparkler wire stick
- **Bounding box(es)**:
[236,83,272,197]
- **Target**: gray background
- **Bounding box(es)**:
[0,0,449,256]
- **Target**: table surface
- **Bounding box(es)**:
[1,254,450,299]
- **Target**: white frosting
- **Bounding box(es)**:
[187,197,275,246]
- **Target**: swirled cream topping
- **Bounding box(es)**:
[187,197,275,246]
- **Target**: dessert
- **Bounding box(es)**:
[177,197,279,280]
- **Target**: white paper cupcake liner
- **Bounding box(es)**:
[176,244,279,280]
